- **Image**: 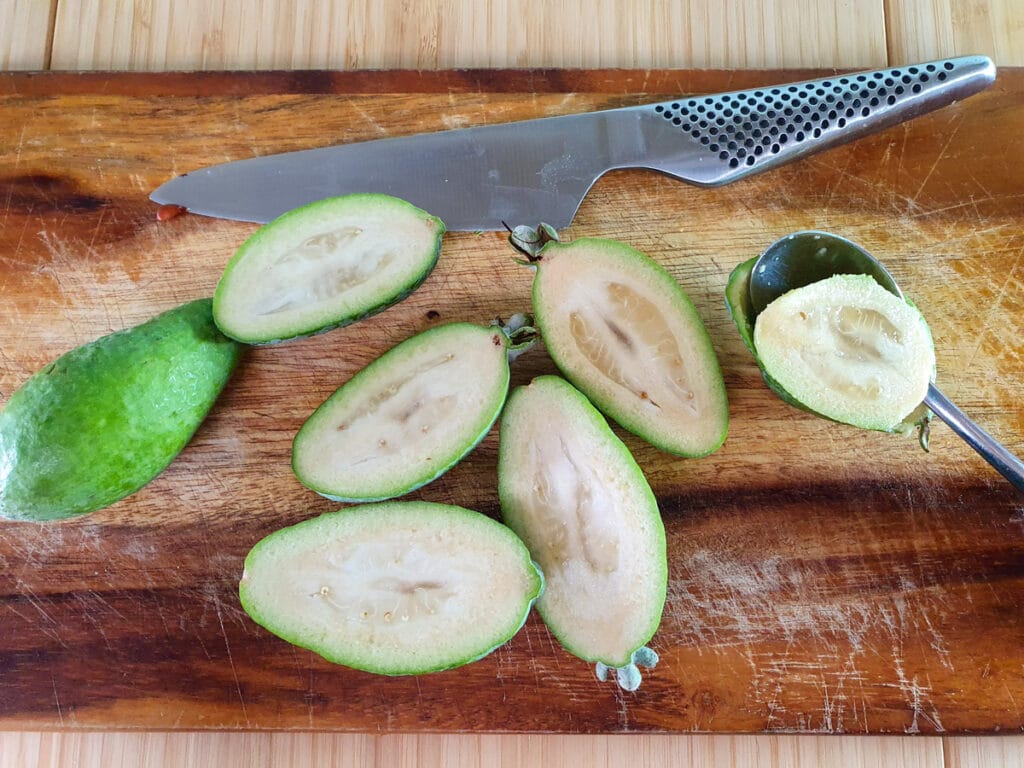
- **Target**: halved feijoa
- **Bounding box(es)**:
[0,299,242,521]
[293,320,530,502]
[752,274,935,432]
[524,235,728,457]
[238,501,544,675]
[498,375,666,690]
[213,194,444,343]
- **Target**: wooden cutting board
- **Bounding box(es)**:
[1,68,1022,734]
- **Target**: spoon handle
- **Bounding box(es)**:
[924,383,1024,493]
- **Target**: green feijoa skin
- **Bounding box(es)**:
[752,273,935,433]
[497,375,666,691]
[0,299,242,522]
[724,257,817,416]
[522,234,729,458]
[213,194,445,344]
[293,319,534,502]
[238,501,544,676]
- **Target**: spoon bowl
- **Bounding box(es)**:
[748,230,902,315]
[746,230,1024,493]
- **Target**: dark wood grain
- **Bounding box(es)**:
[0,69,1022,734]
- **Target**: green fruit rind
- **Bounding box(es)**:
[498,375,667,680]
[238,501,544,676]
[292,322,512,502]
[724,258,817,415]
[531,238,729,458]
[724,258,759,357]
[0,299,242,521]
[213,194,445,344]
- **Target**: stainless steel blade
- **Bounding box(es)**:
[151,55,995,230]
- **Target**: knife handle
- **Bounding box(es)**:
[640,55,996,187]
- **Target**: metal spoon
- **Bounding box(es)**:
[748,230,1024,493]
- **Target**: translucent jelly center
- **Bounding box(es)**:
[253,226,395,315]
[307,540,457,626]
[521,435,621,577]
[796,305,909,401]
[568,281,698,417]
[336,353,460,460]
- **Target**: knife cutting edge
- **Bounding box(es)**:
[150,55,995,231]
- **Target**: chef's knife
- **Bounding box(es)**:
[151,55,995,230]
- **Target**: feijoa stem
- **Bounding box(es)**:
[492,313,539,362]
[506,222,561,262]
[594,646,660,692]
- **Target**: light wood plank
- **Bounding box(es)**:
[0,0,55,70]
[49,0,887,71]
[0,732,377,768]
[380,734,946,767]
[0,732,949,768]
[885,0,1024,65]
[945,736,1024,768]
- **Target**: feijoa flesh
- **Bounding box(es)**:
[293,319,534,502]
[0,299,242,521]
[213,194,445,343]
[521,234,728,457]
[238,501,544,675]
[726,265,936,434]
[498,375,666,690]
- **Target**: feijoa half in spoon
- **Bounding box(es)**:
[498,375,666,690]
[511,226,728,457]
[293,318,535,502]
[214,194,444,344]
[239,501,544,675]
[752,273,935,432]
[726,253,936,437]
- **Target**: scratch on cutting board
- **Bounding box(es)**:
[878,596,945,733]
[668,548,953,733]
[910,116,964,204]
[32,227,157,348]
[614,686,632,731]
[441,114,469,129]
[345,97,388,136]
[3,127,27,217]
[211,588,250,726]
[959,243,1024,377]
[15,578,69,650]
[543,93,579,116]
[50,673,65,727]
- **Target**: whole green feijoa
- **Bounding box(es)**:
[0,299,242,522]
[498,375,666,690]
[293,318,535,502]
[239,501,544,676]
[521,233,729,458]
[213,194,445,344]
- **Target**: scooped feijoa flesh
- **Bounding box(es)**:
[0,299,242,521]
[498,375,666,690]
[293,320,528,502]
[239,501,544,675]
[525,235,728,457]
[213,194,444,343]
[752,273,935,432]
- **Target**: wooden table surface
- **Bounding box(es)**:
[1,2,1022,767]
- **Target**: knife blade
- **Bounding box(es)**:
[150,55,995,231]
